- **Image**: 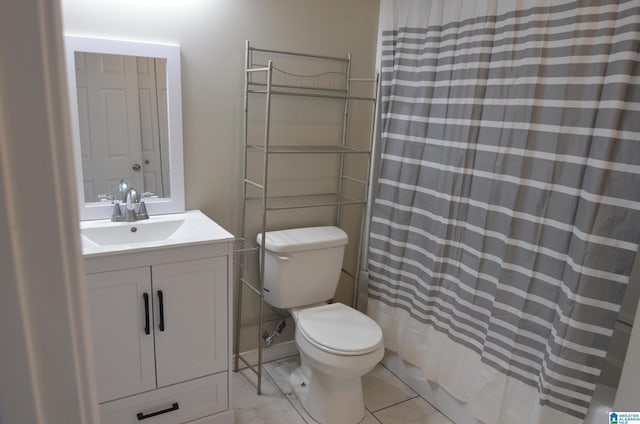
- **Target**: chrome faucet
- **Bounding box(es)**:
[125,188,140,221]
[118,180,130,203]
[110,180,150,222]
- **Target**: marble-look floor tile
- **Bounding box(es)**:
[282,391,381,424]
[264,356,381,424]
[360,410,382,424]
[362,364,417,412]
[284,391,319,424]
[232,369,306,424]
[263,355,301,395]
[263,356,320,423]
[426,411,455,424]
[234,359,456,424]
[374,397,452,424]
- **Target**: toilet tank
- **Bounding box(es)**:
[256,226,348,309]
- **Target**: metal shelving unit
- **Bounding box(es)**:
[233,41,377,394]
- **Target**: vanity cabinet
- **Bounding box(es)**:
[87,257,227,403]
[83,220,234,424]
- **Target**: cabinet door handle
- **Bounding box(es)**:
[143,293,150,335]
[157,290,165,331]
[136,402,179,420]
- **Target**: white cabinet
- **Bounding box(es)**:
[84,236,234,424]
[86,267,155,402]
[152,257,227,387]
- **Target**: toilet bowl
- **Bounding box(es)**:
[256,226,385,424]
[290,303,384,424]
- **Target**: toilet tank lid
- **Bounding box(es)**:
[256,226,348,253]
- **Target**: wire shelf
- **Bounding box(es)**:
[233,238,258,270]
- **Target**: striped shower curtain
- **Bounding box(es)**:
[367,0,640,422]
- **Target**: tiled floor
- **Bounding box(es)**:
[233,356,454,424]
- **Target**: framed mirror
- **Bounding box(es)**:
[64,36,184,220]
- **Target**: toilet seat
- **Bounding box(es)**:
[295,303,383,356]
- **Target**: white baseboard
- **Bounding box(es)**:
[234,340,298,370]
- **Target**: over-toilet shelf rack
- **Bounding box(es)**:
[234,40,377,394]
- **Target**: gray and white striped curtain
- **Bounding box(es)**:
[367,0,640,422]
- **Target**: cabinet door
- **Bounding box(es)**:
[86,267,156,403]
[152,257,227,387]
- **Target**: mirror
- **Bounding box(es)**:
[64,36,184,220]
[74,52,170,200]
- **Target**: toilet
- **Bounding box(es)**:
[256,226,384,424]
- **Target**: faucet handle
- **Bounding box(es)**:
[140,191,157,200]
[98,193,117,202]
[111,203,123,221]
[137,201,149,220]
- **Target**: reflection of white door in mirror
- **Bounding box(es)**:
[76,53,169,201]
[64,36,184,220]
[76,52,143,200]
[157,61,170,197]
[137,57,168,198]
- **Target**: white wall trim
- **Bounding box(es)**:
[0,0,99,423]
[234,340,299,370]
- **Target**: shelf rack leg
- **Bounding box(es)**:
[234,40,252,374]
[255,60,274,395]
[352,73,379,310]
[233,273,244,372]
[336,53,352,229]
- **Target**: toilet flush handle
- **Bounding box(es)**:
[277,255,290,261]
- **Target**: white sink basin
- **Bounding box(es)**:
[81,218,185,246]
[80,210,234,257]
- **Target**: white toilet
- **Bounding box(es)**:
[256,226,384,424]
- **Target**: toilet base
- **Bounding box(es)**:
[290,361,365,424]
